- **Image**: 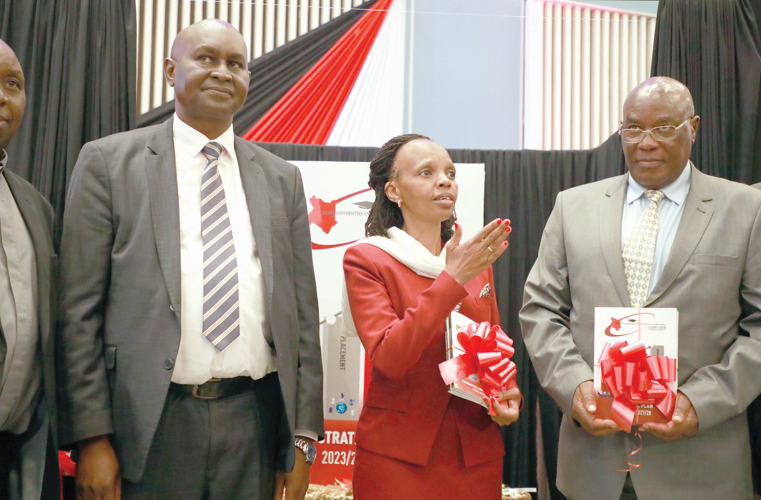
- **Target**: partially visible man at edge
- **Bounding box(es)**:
[59,20,323,500]
[521,76,761,500]
[0,39,60,500]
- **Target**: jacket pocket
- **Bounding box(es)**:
[365,384,411,413]
[104,345,117,369]
[691,254,738,267]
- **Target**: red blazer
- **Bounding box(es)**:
[344,243,514,468]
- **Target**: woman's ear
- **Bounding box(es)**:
[385,180,400,206]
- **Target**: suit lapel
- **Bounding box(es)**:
[145,119,182,318]
[235,137,274,309]
[4,172,52,344]
[599,175,630,307]
[646,164,713,305]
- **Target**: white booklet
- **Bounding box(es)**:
[444,310,489,408]
[593,307,679,431]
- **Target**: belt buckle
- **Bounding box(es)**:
[191,384,215,400]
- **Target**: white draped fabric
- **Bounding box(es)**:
[327,0,405,147]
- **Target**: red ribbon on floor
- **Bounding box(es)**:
[598,340,677,434]
[335,478,353,490]
[438,321,517,415]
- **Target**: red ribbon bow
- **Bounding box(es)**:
[598,340,677,434]
[439,321,517,416]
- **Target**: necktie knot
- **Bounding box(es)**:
[202,142,223,162]
[645,189,665,204]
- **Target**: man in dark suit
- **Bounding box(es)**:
[59,20,323,500]
[0,39,60,500]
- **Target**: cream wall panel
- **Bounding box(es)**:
[523,1,655,149]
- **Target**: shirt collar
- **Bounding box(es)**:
[626,161,692,206]
[172,113,236,161]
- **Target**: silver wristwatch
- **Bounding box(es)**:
[294,437,317,466]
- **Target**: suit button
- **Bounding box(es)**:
[169,305,175,312]
[164,358,174,370]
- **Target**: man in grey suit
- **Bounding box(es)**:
[0,40,59,500]
[59,20,323,500]
[520,76,761,500]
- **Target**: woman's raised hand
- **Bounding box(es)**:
[444,219,512,286]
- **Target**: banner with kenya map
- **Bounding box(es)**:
[294,161,485,484]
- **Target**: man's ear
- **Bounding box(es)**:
[164,58,176,87]
[690,115,701,143]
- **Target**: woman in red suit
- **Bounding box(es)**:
[342,134,521,499]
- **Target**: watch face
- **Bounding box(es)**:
[306,443,317,464]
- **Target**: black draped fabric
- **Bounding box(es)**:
[253,135,626,497]
[651,0,761,183]
[653,0,761,493]
[137,0,379,134]
[0,0,136,240]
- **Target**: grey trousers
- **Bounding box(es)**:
[122,373,288,500]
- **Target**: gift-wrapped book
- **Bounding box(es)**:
[593,307,679,434]
[439,311,516,416]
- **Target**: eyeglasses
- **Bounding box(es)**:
[619,118,692,144]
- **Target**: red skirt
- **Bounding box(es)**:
[352,404,503,500]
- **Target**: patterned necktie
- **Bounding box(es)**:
[622,189,665,308]
[201,142,240,351]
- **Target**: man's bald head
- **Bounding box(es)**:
[0,39,26,150]
[171,19,246,61]
[620,76,700,190]
[624,76,695,122]
[164,19,250,139]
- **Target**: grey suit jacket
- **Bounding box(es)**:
[59,118,324,482]
[520,166,761,500]
[2,169,59,500]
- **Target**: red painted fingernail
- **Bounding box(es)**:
[502,241,508,247]
[496,218,502,224]
[503,219,511,225]
[454,222,459,228]
[505,225,511,232]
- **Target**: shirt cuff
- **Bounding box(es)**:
[295,429,318,442]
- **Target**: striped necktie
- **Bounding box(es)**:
[200,142,240,351]
[622,189,665,308]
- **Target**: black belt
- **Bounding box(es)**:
[170,375,261,400]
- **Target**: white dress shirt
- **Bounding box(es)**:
[0,153,41,434]
[172,114,277,385]
[622,161,692,297]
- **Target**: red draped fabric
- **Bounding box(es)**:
[243,0,394,144]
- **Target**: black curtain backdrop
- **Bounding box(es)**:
[652,0,761,493]
[137,0,380,135]
[0,0,136,242]
[253,135,626,497]
[0,0,755,496]
[651,0,761,183]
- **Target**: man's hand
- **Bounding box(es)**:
[272,446,311,500]
[491,387,521,426]
[639,391,698,441]
[76,435,121,500]
[572,380,620,436]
